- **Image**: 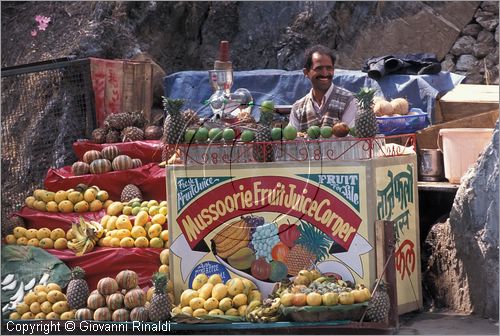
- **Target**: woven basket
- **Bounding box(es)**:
[281,303,368,323]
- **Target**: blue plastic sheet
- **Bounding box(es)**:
[163,69,464,124]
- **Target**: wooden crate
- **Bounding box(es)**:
[416,110,498,150]
[90,58,153,128]
[436,84,498,123]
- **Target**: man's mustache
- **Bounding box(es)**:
[316,76,332,80]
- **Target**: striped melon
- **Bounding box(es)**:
[131,158,143,169]
[101,145,120,161]
[106,292,125,311]
[83,150,102,164]
[90,159,112,174]
[130,306,149,321]
[112,308,130,322]
[72,161,90,176]
[124,288,146,309]
[93,307,111,321]
[75,308,93,320]
[112,155,133,171]
[116,270,138,290]
[97,277,119,296]
[87,293,105,310]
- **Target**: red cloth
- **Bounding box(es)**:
[73,140,163,164]
[15,207,106,230]
[44,163,167,201]
[46,247,161,290]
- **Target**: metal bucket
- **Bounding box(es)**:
[418,149,444,182]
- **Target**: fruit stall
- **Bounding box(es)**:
[1,51,466,334]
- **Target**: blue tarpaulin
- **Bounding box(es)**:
[163,69,464,123]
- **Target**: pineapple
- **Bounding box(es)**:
[121,184,143,202]
[91,128,107,144]
[121,126,145,142]
[366,281,390,323]
[106,130,121,143]
[130,110,147,129]
[354,87,378,138]
[66,267,90,310]
[148,272,171,322]
[162,97,187,161]
[253,109,274,162]
[182,109,200,128]
[104,112,134,131]
[284,221,331,276]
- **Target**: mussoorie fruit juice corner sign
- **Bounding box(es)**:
[376,163,422,311]
[167,165,377,300]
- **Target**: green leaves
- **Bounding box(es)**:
[162,96,185,115]
[354,87,376,111]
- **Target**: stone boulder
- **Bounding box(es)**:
[424,122,499,319]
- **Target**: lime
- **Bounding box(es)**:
[260,100,275,113]
[271,127,283,141]
[209,128,223,141]
[320,126,333,138]
[194,127,209,142]
[222,128,236,141]
[240,130,255,142]
[283,125,297,140]
[307,126,321,139]
[184,129,196,143]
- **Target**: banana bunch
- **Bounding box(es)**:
[67,217,104,256]
[212,219,251,259]
[246,297,281,323]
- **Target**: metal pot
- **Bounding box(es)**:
[418,149,444,182]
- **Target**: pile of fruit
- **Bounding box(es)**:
[75,270,155,322]
[24,185,110,213]
[373,97,410,117]
[8,282,73,320]
[4,227,68,249]
[172,274,262,319]
[277,269,371,307]
[72,145,143,176]
[91,111,162,144]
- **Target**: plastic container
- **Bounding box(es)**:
[376,112,430,135]
[439,128,493,184]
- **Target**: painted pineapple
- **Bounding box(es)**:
[354,87,378,138]
[366,280,390,323]
[162,97,187,161]
[148,272,171,321]
[66,266,90,310]
[253,106,275,162]
[284,221,331,276]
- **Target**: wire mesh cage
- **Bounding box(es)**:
[1,58,95,226]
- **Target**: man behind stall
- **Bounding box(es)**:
[288,44,358,133]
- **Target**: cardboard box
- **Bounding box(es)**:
[90,58,153,127]
[436,84,498,123]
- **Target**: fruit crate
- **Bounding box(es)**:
[176,134,415,166]
[1,57,96,224]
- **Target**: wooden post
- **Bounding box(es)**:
[375,220,399,330]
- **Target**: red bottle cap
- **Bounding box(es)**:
[218,41,230,62]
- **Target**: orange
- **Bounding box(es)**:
[109,237,121,247]
[58,200,74,213]
[39,238,54,249]
[115,215,132,231]
[36,228,51,240]
[131,226,147,239]
[149,237,163,248]
[148,224,162,238]
[46,201,58,212]
[54,190,68,203]
[160,230,169,242]
[50,228,66,241]
[134,236,149,248]
[5,234,16,244]
[25,229,38,240]
[53,238,67,250]
[13,227,27,238]
[89,200,103,212]
[27,238,40,247]
[25,196,36,208]
[119,237,135,248]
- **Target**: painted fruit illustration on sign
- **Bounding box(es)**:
[211,216,333,282]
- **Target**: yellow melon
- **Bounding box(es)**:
[131,226,147,239]
[53,238,68,250]
[160,230,169,242]
[116,215,132,230]
[147,224,162,238]
[119,237,135,248]
[36,228,51,240]
[134,236,149,248]
[50,228,66,241]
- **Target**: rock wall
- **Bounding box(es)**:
[423,122,499,319]
[441,1,499,84]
